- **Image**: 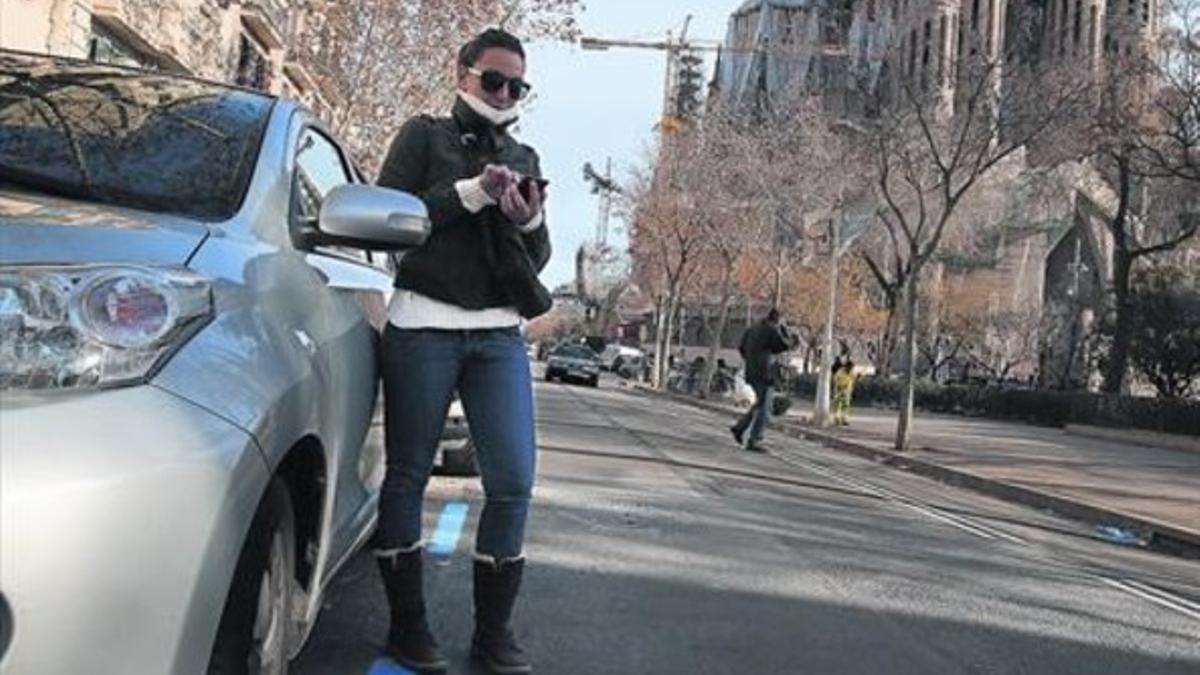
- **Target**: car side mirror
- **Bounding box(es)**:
[313,184,430,251]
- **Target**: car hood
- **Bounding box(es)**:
[0,190,211,266]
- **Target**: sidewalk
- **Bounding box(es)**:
[634,384,1200,557]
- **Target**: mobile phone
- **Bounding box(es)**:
[518,176,549,200]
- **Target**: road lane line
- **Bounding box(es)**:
[428,501,469,558]
[1101,578,1200,622]
[777,449,1029,545]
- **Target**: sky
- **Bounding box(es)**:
[516,1,736,289]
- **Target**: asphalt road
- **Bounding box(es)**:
[294,372,1200,674]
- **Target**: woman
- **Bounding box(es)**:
[372,28,550,675]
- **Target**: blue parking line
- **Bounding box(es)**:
[427,501,469,557]
[367,658,415,674]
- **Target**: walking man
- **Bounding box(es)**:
[372,28,550,674]
[731,309,797,452]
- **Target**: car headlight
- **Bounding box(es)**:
[0,265,212,391]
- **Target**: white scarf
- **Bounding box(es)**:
[458,90,521,127]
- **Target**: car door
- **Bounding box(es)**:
[289,126,392,571]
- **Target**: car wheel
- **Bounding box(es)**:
[588,376,600,388]
[441,440,479,477]
[544,371,555,382]
[208,478,297,675]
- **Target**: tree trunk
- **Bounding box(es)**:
[702,270,735,396]
[1101,250,1135,394]
[876,295,900,376]
[895,273,921,451]
[652,294,668,389]
[656,289,681,389]
[773,248,785,308]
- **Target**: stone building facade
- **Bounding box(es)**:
[711,0,1179,387]
[716,0,1160,112]
[0,0,332,117]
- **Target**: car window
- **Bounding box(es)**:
[293,128,351,225]
[0,54,271,220]
[291,128,371,264]
[554,347,597,360]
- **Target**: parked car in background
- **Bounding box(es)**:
[545,344,602,387]
[434,392,478,476]
[0,52,429,675]
[598,343,646,372]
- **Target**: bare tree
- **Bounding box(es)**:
[1089,1,1200,393]
[625,139,713,389]
[866,55,1087,450]
[300,0,581,172]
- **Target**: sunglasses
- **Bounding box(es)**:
[467,67,532,101]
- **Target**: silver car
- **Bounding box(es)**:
[0,53,428,673]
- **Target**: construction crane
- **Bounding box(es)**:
[582,159,621,246]
[580,15,708,133]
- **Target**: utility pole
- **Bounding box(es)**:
[813,200,875,427]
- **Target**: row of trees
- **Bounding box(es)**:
[626,0,1199,449]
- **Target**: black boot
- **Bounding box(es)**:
[375,547,448,673]
[471,557,531,674]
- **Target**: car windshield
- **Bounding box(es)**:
[555,347,596,360]
[0,53,272,221]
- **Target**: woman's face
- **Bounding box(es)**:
[460,47,527,111]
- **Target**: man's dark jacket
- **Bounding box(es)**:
[739,320,793,387]
[377,97,551,318]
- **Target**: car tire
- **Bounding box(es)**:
[544,371,555,382]
[441,440,479,477]
[588,376,600,388]
[208,478,297,675]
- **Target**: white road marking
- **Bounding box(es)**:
[1101,578,1200,622]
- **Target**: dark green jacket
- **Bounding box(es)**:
[377,97,551,317]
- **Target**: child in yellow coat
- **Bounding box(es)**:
[832,360,857,426]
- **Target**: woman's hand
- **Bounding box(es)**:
[481,164,517,200]
[499,180,541,225]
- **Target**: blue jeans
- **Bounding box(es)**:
[733,381,773,446]
[378,325,536,559]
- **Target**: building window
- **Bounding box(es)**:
[1060,0,1069,57]
[909,28,918,78]
[956,13,964,64]
[1089,5,1099,58]
[1073,0,1083,48]
[938,15,948,81]
[922,20,932,91]
[868,0,877,21]
[88,22,154,69]
[987,0,995,53]
[235,34,271,91]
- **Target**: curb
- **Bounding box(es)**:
[634,385,1200,559]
